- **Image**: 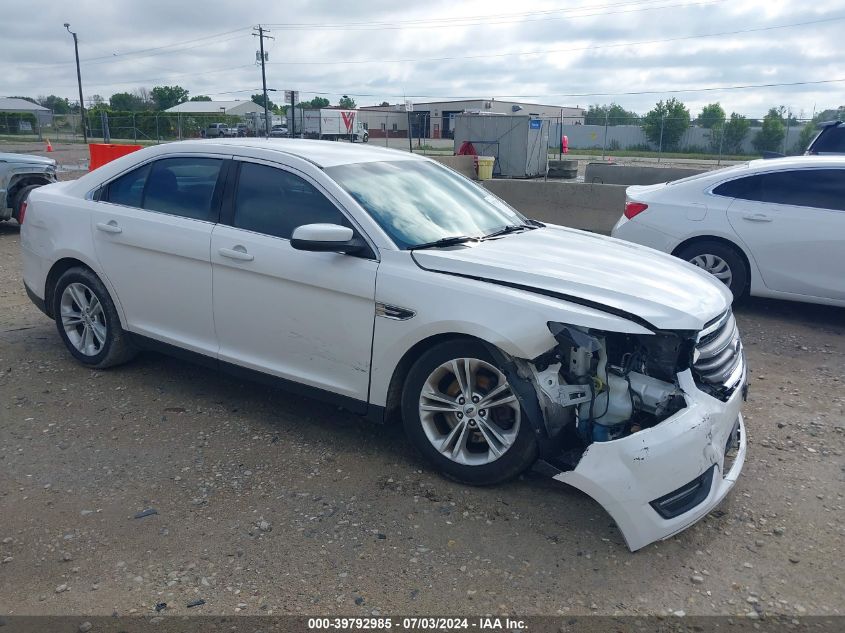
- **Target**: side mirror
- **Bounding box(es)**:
[290,223,365,254]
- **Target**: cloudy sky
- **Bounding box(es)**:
[3,0,844,118]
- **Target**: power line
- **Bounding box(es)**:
[265,15,845,66]
[207,77,845,101]
[18,27,253,68]
[263,0,725,30]
[267,0,667,28]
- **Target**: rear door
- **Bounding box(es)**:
[91,155,227,354]
[210,158,378,404]
[724,168,845,300]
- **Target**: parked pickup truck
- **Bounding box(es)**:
[0,152,57,223]
[203,123,229,138]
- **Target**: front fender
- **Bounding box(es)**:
[368,251,651,408]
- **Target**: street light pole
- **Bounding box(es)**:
[64,23,87,144]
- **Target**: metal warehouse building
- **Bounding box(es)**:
[411,99,585,138]
[164,100,265,116]
[0,97,53,127]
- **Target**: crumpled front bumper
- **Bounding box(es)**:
[554,369,747,551]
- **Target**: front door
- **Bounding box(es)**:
[210,159,378,403]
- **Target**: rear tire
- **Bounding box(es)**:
[676,240,748,300]
[12,184,40,223]
[401,339,538,485]
[53,267,138,369]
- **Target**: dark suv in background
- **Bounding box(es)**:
[806,120,845,155]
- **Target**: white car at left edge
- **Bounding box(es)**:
[611,155,845,306]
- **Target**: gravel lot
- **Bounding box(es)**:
[0,211,843,618]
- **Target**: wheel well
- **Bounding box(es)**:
[671,235,751,290]
[8,176,51,206]
[44,258,93,317]
[382,333,487,425]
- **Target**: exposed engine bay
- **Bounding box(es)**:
[515,322,703,465]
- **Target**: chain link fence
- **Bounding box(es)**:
[0,109,823,162]
[547,115,816,162]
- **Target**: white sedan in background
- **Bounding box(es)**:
[612,156,845,306]
[20,139,746,551]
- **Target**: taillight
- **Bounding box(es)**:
[18,200,27,225]
[624,201,648,219]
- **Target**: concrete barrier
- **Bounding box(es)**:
[584,162,706,185]
[482,180,626,234]
[430,155,476,179]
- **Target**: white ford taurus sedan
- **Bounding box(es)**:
[612,156,845,306]
[20,139,746,550]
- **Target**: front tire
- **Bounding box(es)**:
[53,267,137,368]
[401,340,538,485]
[676,240,748,300]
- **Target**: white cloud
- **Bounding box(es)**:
[2,0,843,117]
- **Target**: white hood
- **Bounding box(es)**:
[412,225,731,331]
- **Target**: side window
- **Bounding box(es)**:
[233,162,350,239]
[760,169,845,211]
[143,157,223,221]
[104,163,151,207]
[713,175,763,201]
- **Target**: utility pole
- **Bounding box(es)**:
[64,23,87,144]
[253,25,274,138]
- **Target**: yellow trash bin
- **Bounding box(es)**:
[476,156,495,180]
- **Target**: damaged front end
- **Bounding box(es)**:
[493,311,747,551]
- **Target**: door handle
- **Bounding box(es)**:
[742,213,772,222]
[96,221,122,234]
[218,246,254,262]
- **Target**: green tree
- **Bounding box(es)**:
[697,103,725,129]
[37,95,72,114]
[109,92,145,111]
[812,106,844,122]
[189,95,212,102]
[296,97,330,109]
[151,85,189,110]
[794,121,817,154]
[338,95,356,109]
[752,108,786,153]
[251,93,277,111]
[584,103,638,126]
[712,113,751,154]
[641,98,690,150]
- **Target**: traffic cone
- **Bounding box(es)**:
[45,139,53,152]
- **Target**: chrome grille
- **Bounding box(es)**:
[694,310,744,391]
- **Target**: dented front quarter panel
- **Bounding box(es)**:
[0,157,57,212]
[555,369,747,551]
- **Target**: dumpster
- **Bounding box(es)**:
[89,143,143,171]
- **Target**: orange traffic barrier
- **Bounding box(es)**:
[88,143,143,171]
[45,139,53,152]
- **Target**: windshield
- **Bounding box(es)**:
[325,160,527,249]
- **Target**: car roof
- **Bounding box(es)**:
[162,138,423,168]
[744,154,845,172]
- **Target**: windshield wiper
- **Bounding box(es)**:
[410,235,478,250]
[481,223,537,240]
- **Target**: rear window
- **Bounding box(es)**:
[809,125,845,154]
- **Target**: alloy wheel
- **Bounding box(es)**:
[60,282,107,356]
[418,357,520,466]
